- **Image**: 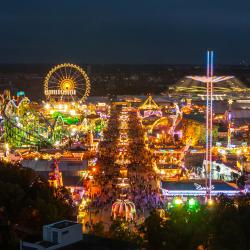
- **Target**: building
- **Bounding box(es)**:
[201,160,241,181]
[22,158,88,181]
[160,179,241,197]
[155,163,181,180]
[20,220,82,250]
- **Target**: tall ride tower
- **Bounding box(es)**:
[206,50,214,201]
[227,99,233,148]
[188,51,233,200]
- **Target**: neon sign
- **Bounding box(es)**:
[194,183,215,190]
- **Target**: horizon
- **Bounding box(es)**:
[0,62,249,67]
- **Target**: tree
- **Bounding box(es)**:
[143,196,250,250]
[143,210,169,250]
[109,219,142,246]
[209,195,250,250]
[0,162,75,249]
[91,221,105,237]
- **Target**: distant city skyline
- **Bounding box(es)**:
[0,0,250,64]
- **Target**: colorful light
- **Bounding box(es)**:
[45,103,50,109]
[236,149,242,156]
[188,198,196,206]
[70,109,76,116]
[207,198,214,206]
[187,198,200,211]
[173,197,183,206]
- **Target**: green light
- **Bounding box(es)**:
[52,111,79,124]
[188,198,196,206]
[187,198,200,212]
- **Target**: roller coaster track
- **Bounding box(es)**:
[3,98,65,147]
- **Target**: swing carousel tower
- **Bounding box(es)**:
[189,51,232,200]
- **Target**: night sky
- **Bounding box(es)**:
[1,0,250,64]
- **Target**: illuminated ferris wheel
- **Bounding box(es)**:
[44,63,91,102]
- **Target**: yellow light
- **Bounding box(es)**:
[236,149,242,156]
[174,197,183,206]
[70,110,76,116]
[207,199,214,206]
[228,99,233,105]
[45,103,50,109]
[60,78,75,90]
[97,102,106,106]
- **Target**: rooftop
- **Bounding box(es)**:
[183,112,205,123]
[51,220,78,229]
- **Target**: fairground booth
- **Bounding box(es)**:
[160,180,242,197]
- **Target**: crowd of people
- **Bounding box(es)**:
[129,173,163,215]
[88,105,163,224]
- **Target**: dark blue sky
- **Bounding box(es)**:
[1,0,250,64]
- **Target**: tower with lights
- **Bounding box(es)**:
[188,51,232,200]
[48,159,63,188]
[227,99,233,148]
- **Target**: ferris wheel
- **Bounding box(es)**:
[44,63,91,102]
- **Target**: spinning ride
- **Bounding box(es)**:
[111,199,136,221]
[139,94,162,118]
[44,63,91,102]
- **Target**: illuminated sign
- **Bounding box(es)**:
[160,181,241,196]
[161,188,240,196]
[194,183,215,191]
[45,89,76,95]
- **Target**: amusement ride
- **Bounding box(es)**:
[2,63,102,149]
